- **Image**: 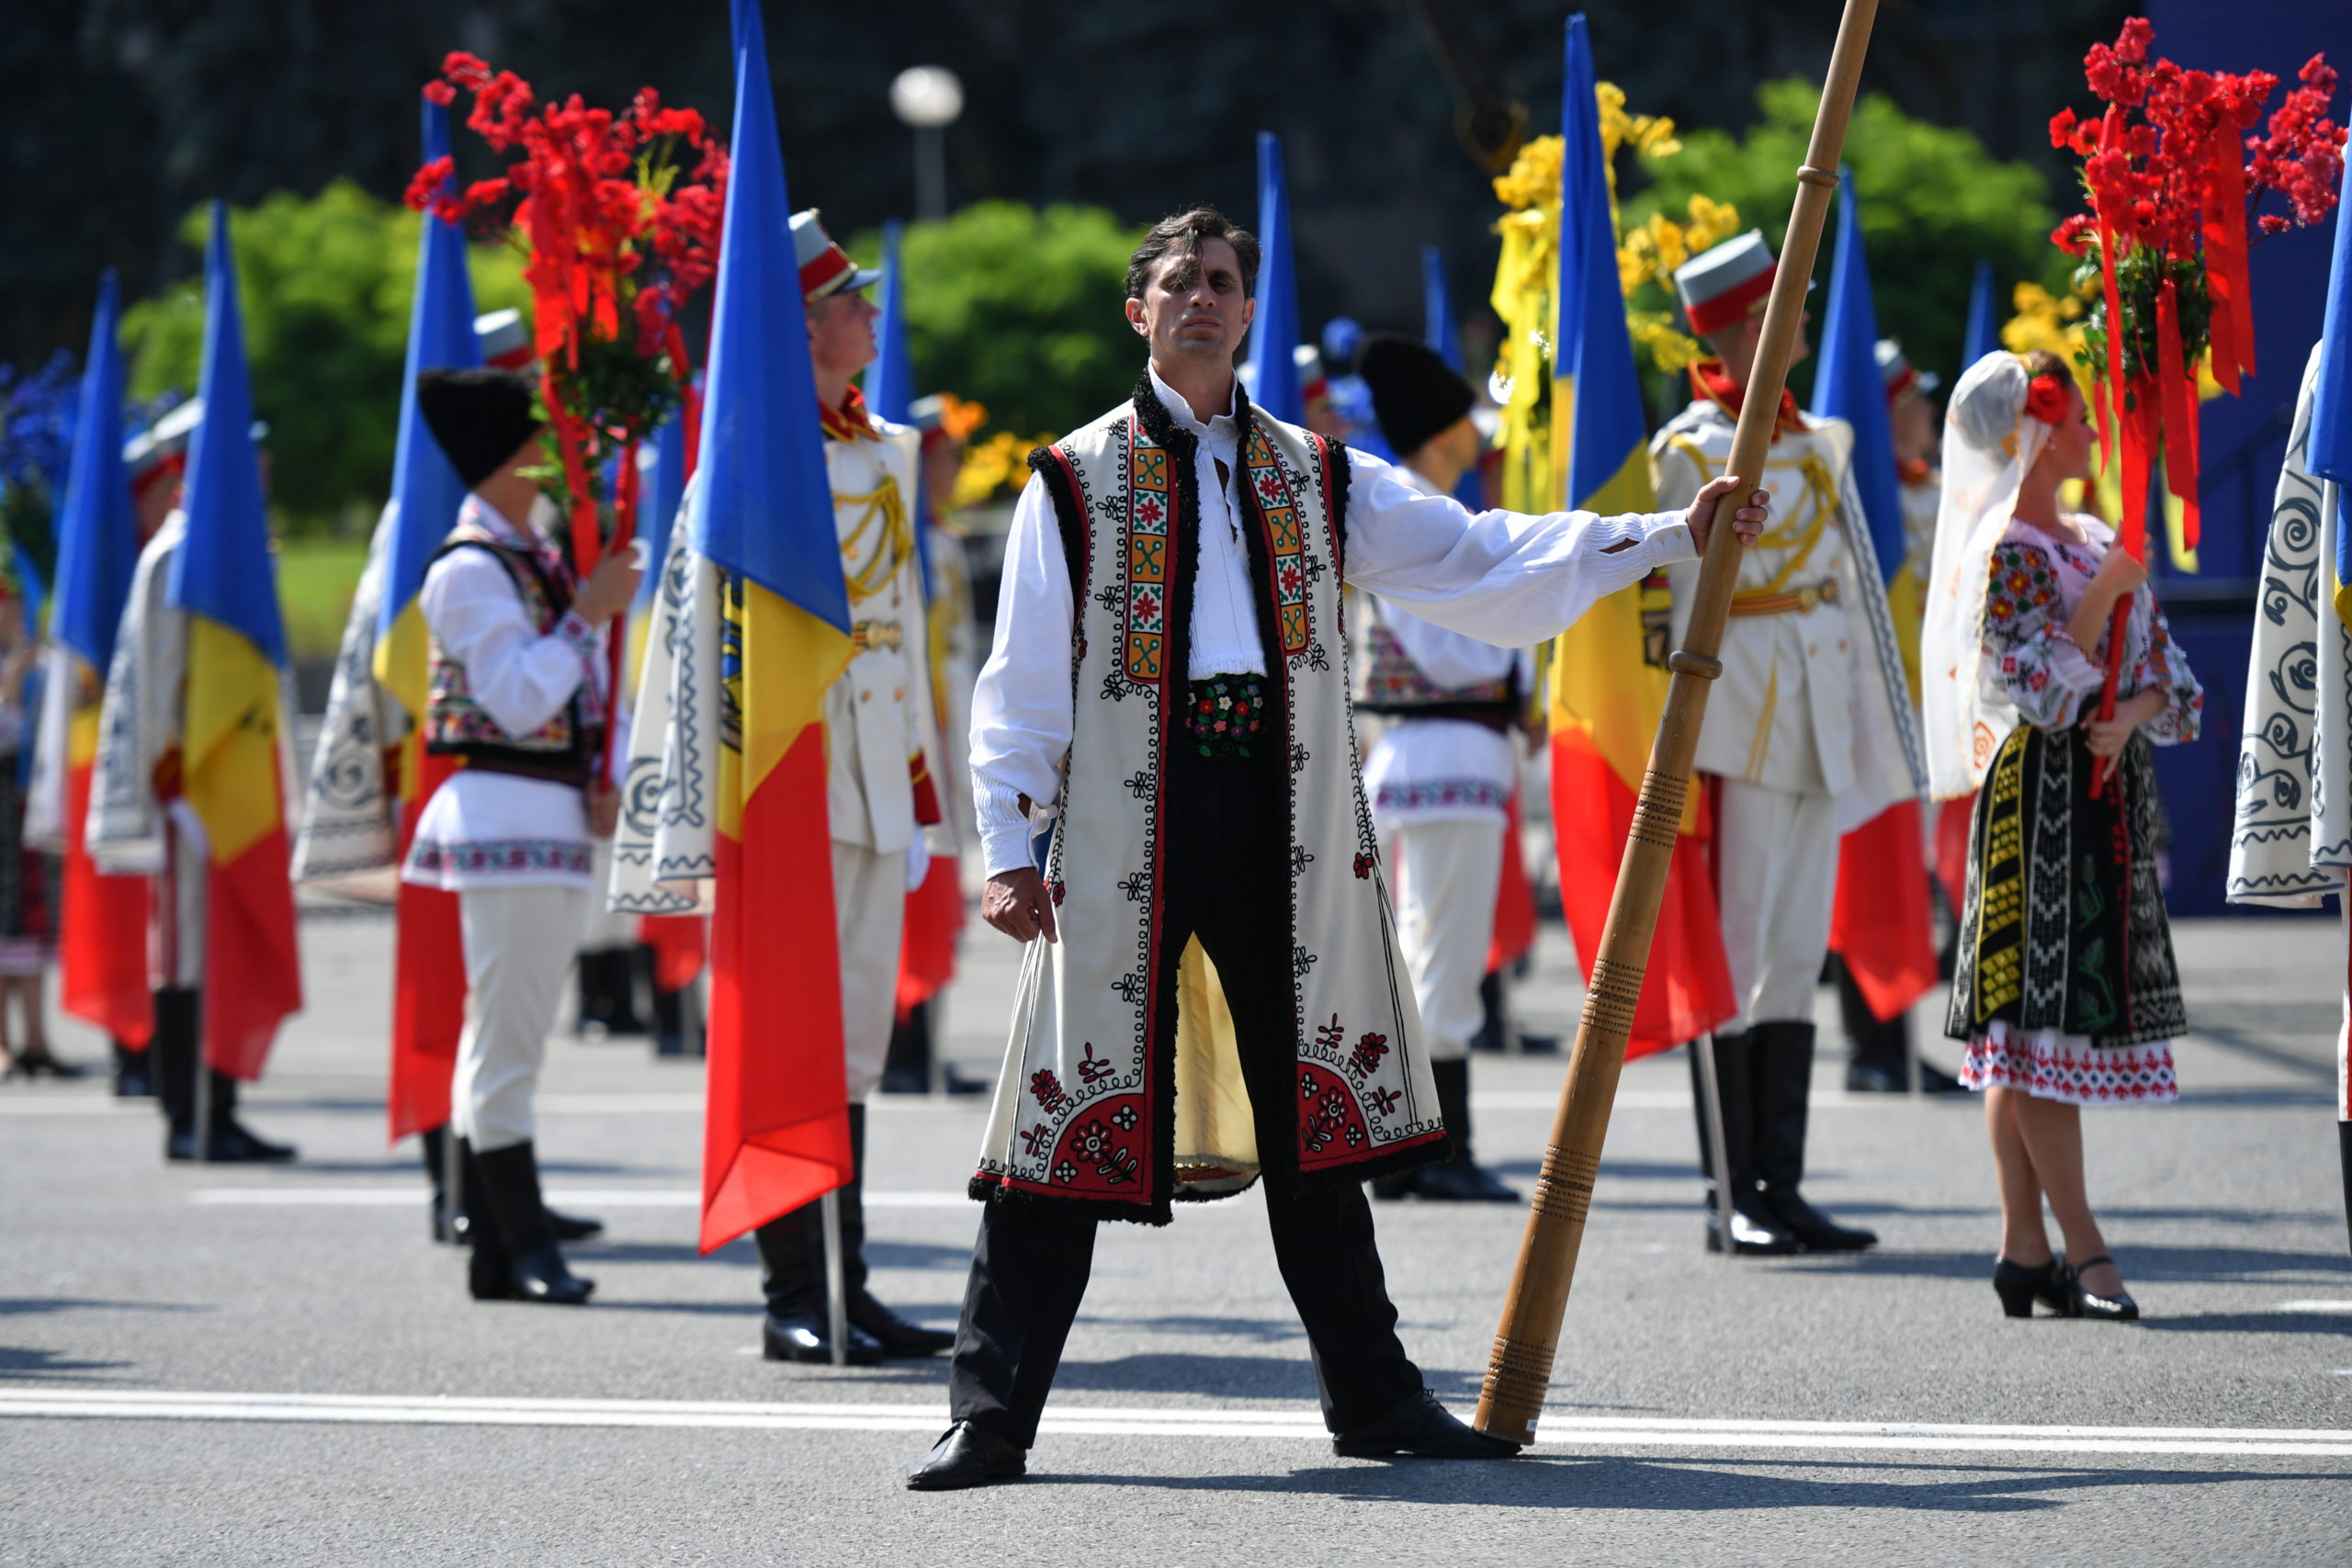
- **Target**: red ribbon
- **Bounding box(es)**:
[2201,130,2256,395]
[2154,276,2201,553]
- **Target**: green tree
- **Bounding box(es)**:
[1624,81,2073,406]
[857,202,1146,441]
[121,183,531,536]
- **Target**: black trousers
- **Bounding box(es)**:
[946,746,1424,1447]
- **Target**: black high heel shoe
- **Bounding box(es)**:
[1992,1256,2073,1318]
[2061,1255,2139,1321]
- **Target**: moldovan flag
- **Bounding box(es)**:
[167,205,301,1077]
[684,0,854,1251]
[1812,169,1936,1024]
[374,94,481,1136]
[30,271,152,1048]
[1549,14,1734,1055]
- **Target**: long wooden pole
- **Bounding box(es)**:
[1472,0,1883,1446]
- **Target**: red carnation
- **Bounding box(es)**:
[423,80,455,107]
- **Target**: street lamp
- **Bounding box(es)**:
[889,65,963,222]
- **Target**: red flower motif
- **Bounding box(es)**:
[2024,373,2073,427]
[423,80,456,107]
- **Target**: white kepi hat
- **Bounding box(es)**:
[475,309,534,371]
[791,209,883,303]
[1674,229,1779,338]
[1875,338,1940,400]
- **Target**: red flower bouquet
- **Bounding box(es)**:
[408,52,729,578]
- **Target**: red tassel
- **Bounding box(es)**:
[2204,130,2256,388]
[2098,212,2131,498]
[2154,277,2202,552]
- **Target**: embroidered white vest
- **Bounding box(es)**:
[970,386,1442,1224]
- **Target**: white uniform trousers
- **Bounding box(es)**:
[833,840,907,1102]
[1384,818,1505,1063]
[1713,777,1839,1032]
[454,885,588,1151]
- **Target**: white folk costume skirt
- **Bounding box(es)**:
[1945,725,2184,1105]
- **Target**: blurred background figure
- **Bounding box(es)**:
[0,583,68,1078]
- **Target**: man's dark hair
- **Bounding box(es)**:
[1125,207,1261,300]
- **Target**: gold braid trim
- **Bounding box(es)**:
[837,475,912,604]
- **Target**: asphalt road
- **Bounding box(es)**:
[3,909,2347,1565]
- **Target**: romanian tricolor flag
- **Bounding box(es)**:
[165,206,302,1077]
[1546,15,1734,1057]
[372,95,482,1138]
[36,271,152,1049]
[1812,170,1936,1025]
[687,0,855,1252]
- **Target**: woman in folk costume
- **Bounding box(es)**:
[0,584,68,1078]
[405,367,641,1305]
[1351,333,1522,1203]
[911,207,1768,1490]
[1926,350,2203,1323]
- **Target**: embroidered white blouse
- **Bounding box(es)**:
[969,371,1696,874]
[401,493,609,892]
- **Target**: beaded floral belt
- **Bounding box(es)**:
[1182,672,1271,761]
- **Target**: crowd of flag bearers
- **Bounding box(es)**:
[27,0,2352,1493]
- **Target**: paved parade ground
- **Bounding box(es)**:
[4,909,2348,1565]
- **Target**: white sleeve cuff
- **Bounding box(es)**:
[1642,513,1696,563]
[976,773,1041,877]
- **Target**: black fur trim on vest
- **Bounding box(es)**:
[1025,445,1091,604]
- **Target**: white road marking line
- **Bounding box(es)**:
[0,1390,2345,1458]
[2278,1301,2352,1313]
[187,1189,975,1209]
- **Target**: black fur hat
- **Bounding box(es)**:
[416,367,543,490]
[1358,334,1475,463]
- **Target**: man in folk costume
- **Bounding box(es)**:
[734,209,955,1365]
[401,367,640,1304]
[1350,333,1522,1204]
[1651,231,1924,1256]
[2231,342,2352,1247]
[912,207,1769,1490]
[1834,338,1963,1095]
[90,399,297,1164]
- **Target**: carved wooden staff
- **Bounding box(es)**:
[1472,0,1883,1446]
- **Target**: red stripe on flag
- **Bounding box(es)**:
[894,855,964,1024]
[59,760,153,1048]
[1932,793,1975,926]
[1485,787,1536,976]
[1829,800,1939,1024]
[388,750,465,1141]
[200,819,303,1080]
[1550,733,1736,1059]
[700,729,852,1254]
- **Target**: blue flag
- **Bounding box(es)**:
[167,203,288,667]
[1422,244,1463,371]
[1810,169,1903,586]
[53,272,139,673]
[1245,132,1303,427]
[1557,14,1650,513]
[1962,258,1998,370]
[634,403,688,610]
[378,96,483,643]
[2312,148,2352,612]
[865,220,914,426]
[690,0,847,628]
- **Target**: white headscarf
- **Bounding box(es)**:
[1920,352,2056,798]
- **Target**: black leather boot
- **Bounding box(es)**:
[879,1001,932,1093]
[1407,1058,1519,1201]
[1835,957,1909,1092]
[424,1124,458,1243]
[1752,1021,1875,1252]
[154,988,201,1159]
[206,1069,297,1163]
[842,1103,954,1356]
[753,1201,883,1365]
[641,946,693,1058]
[473,1140,594,1303]
[1689,1033,1797,1255]
[112,1038,153,1099]
[575,949,646,1037]
[2339,1121,2351,1257]
[458,1137,510,1299]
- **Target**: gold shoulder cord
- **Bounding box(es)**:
[1668,438,1838,596]
[837,474,912,605]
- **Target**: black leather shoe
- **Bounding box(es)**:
[850,1292,955,1358]
[548,1208,605,1242]
[167,1126,296,1164]
[1333,1391,1520,1459]
[1408,1159,1521,1203]
[763,1310,883,1365]
[941,1062,992,1096]
[1703,1201,1801,1256]
[1992,1256,2072,1318]
[2061,1255,2139,1321]
[1761,1187,1877,1252]
[1368,1168,1419,1200]
[505,1242,594,1304]
[216,1119,298,1163]
[468,1244,514,1301]
[906,1423,1025,1491]
[1844,1061,1905,1093]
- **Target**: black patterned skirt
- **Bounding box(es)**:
[1944,725,2183,1104]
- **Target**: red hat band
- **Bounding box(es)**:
[1684,264,1776,337]
[799,244,854,302]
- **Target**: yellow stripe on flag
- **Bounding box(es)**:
[183,615,286,865]
[719,578,853,837]
[1547,443,1698,830]
[68,706,100,770]
[373,599,433,723]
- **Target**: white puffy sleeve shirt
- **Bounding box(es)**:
[401,495,608,892]
[969,423,1697,874]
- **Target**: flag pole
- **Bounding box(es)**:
[1692,1035,1735,1257]
[1472,0,1883,1445]
[820,1190,849,1369]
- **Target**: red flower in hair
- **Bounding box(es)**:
[2024,373,2073,427]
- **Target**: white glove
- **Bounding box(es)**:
[904,832,932,892]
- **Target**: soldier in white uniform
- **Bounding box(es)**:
[750,210,957,1366]
[1653,232,1923,1254]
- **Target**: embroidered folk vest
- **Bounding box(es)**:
[1351,603,1517,724]
[969,380,1444,1224]
[424,519,595,786]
